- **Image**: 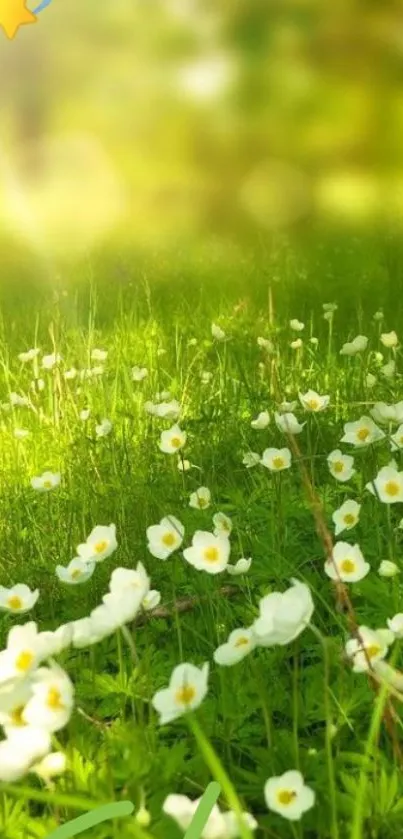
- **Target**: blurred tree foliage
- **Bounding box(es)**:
[0,0,403,263]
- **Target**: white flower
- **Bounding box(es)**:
[14,428,30,440]
[264,770,315,821]
[183,531,230,575]
[373,310,384,321]
[109,563,149,596]
[211,323,226,341]
[201,371,213,384]
[64,368,77,381]
[323,310,334,322]
[91,349,108,362]
[153,400,181,420]
[189,487,211,509]
[132,366,148,381]
[323,302,337,313]
[42,353,61,370]
[274,412,305,435]
[290,338,303,349]
[372,660,403,692]
[227,557,252,575]
[0,679,33,730]
[214,628,256,666]
[102,564,150,625]
[142,590,161,611]
[261,447,291,472]
[278,400,297,413]
[18,348,40,363]
[178,458,192,471]
[381,331,398,348]
[159,424,187,454]
[152,662,209,725]
[163,794,257,839]
[77,524,117,562]
[332,500,361,535]
[23,666,74,732]
[340,416,384,447]
[327,450,355,482]
[95,419,112,438]
[366,373,376,388]
[257,337,274,352]
[31,472,61,492]
[0,727,51,782]
[371,402,403,426]
[0,623,46,687]
[324,542,370,583]
[299,390,329,412]
[71,616,112,649]
[0,585,39,614]
[10,392,29,407]
[366,466,403,503]
[146,516,184,559]
[213,512,232,537]
[381,360,396,379]
[253,580,314,646]
[387,614,403,638]
[310,337,318,346]
[391,426,403,453]
[56,558,95,585]
[251,411,270,429]
[33,751,67,781]
[79,408,90,421]
[345,626,393,672]
[242,452,260,468]
[378,560,399,578]
[36,625,73,658]
[340,335,368,356]
[290,319,304,331]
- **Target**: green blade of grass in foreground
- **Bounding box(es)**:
[184,783,221,839]
[45,783,221,839]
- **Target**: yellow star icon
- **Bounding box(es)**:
[0,0,37,39]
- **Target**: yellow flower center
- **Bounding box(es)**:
[277,789,297,806]
[204,547,220,563]
[162,532,176,548]
[198,497,208,508]
[385,481,400,497]
[47,687,64,711]
[357,428,370,442]
[7,595,23,611]
[43,480,53,489]
[71,569,83,580]
[344,514,356,526]
[10,705,26,726]
[366,644,381,659]
[234,636,250,648]
[171,437,182,448]
[340,558,356,574]
[175,684,196,705]
[94,540,108,554]
[307,399,319,410]
[15,650,34,672]
[273,457,285,469]
[333,461,344,474]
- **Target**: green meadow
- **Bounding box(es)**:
[1,234,403,839]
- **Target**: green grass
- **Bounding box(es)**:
[1,235,403,839]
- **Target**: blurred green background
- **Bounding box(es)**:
[1,0,403,292]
